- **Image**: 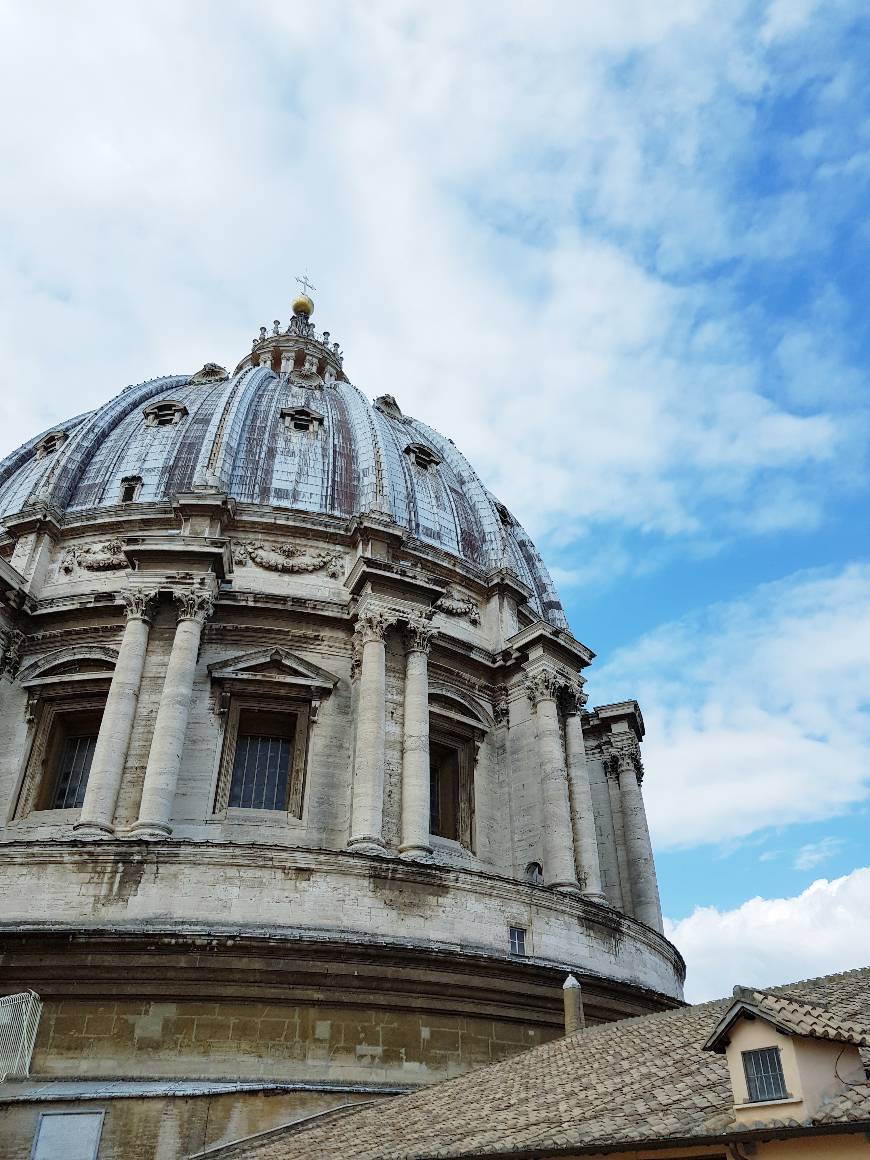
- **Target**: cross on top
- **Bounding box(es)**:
[296,272,316,297]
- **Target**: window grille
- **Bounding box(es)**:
[509,926,527,957]
[743,1046,788,1102]
[0,990,42,1080]
[229,729,295,810]
[52,733,97,809]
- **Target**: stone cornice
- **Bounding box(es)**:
[0,839,686,984]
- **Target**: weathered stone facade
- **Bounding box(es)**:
[0,295,683,1158]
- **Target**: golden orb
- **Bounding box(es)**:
[292,293,314,318]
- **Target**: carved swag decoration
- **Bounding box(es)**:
[233,540,343,579]
[434,587,481,625]
[61,539,126,574]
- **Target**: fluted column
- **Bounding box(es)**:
[562,680,606,901]
[613,732,663,932]
[74,587,159,837]
[399,616,436,858]
[348,606,393,853]
[525,667,581,894]
[131,587,214,840]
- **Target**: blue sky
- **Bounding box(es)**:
[0,0,868,999]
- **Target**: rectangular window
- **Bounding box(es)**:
[509,926,527,957]
[214,700,309,817]
[743,1046,788,1102]
[51,732,98,809]
[32,1110,104,1160]
[229,709,296,810]
[36,707,103,812]
[428,726,475,849]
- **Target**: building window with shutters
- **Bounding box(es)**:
[429,728,475,850]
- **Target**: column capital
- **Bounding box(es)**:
[605,731,644,784]
[404,614,436,655]
[173,587,215,624]
[354,604,395,645]
[524,665,566,708]
[121,587,160,623]
[561,676,588,716]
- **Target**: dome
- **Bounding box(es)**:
[0,306,567,629]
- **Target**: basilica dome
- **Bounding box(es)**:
[0,292,681,1158]
[0,307,566,630]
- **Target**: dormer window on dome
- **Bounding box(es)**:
[119,476,142,503]
[405,442,442,470]
[34,430,67,460]
[281,406,323,433]
[143,399,188,428]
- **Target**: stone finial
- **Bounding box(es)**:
[121,587,160,623]
[173,588,216,624]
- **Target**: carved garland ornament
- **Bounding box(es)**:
[434,588,481,625]
[233,540,343,579]
[61,539,126,574]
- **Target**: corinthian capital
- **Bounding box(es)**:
[523,666,565,707]
[122,586,160,622]
[561,676,588,716]
[404,614,436,655]
[605,731,644,783]
[173,587,216,624]
[354,605,395,646]
[0,628,25,678]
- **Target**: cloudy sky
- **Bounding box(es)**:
[1,1,868,1000]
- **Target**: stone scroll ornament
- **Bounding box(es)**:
[233,540,343,579]
[0,628,25,678]
[61,539,126,574]
[434,588,480,625]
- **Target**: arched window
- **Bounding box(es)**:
[143,400,188,428]
[524,861,544,886]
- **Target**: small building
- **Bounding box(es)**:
[196,965,870,1159]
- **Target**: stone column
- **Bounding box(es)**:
[131,587,214,840]
[613,732,663,932]
[562,681,606,902]
[399,616,436,859]
[525,667,581,894]
[606,755,633,913]
[74,587,159,837]
[348,606,393,854]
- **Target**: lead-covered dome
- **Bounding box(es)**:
[0,302,567,628]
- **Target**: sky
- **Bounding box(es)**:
[0,0,868,1001]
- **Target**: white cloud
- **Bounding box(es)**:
[794,836,845,871]
[666,867,870,1002]
[0,1,867,563]
[591,563,870,848]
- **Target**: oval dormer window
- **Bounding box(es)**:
[34,430,67,460]
[143,400,188,428]
[404,442,442,470]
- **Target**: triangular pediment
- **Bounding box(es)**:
[208,647,338,692]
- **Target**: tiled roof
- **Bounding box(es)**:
[704,985,870,1051]
[207,966,870,1159]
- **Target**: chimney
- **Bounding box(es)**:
[563,974,585,1035]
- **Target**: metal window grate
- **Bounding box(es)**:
[743,1046,788,1102]
[229,734,293,810]
[0,990,42,1081]
[509,926,527,957]
[52,735,97,809]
